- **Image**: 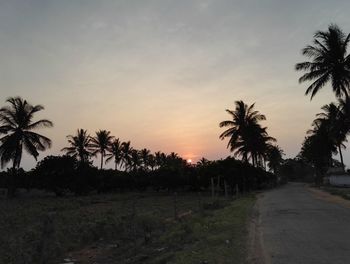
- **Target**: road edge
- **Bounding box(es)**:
[246,194,270,264]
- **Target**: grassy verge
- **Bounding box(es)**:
[0,192,255,264]
[321,186,350,200]
[161,195,255,264]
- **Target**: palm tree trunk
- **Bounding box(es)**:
[8,161,17,198]
[338,144,345,171]
[100,152,103,170]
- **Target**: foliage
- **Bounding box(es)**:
[219,100,277,167]
[0,97,53,169]
[31,155,77,196]
[61,129,92,163]
[296,24,350,99]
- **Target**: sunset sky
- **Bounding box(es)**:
[1,0,350,169]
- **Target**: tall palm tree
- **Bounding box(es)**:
[0,97,53,196]
[219,100,266,163]
[300,121,337,183]
[0,97,53,169]
[106,138,122,170]
[90,130,114,169]
[154,151,166,169]
[266,145,284,174]
[338,96,350,133]
[130,149,141,171]
[295,24,350,99]
[121,141,132,171]
[61,129,92,163]
[140,148,151,170]
[246,125,276,167]
[148,153,156,171]
[314,103,347,169]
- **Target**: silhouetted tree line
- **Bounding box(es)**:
[0,155,277,196]
[0,96,281,197]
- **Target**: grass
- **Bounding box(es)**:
[0,192,255,264]
[321,186,350,200]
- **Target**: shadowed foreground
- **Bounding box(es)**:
[0,192,255,264]
[257,183,350,264]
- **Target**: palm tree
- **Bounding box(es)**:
[245,125,276,168]
[106,138,122,170]
[121,141,132,171]
[0,97,53,168]
[140,148,151,170]
[155,151,166,168]
[339,96,350,130]
[148,153,156,171]
[266,145,284,174]
[295,24,350,99]
[0,97,53,196]
[90,130,114,169]
[314,103,347,170]
[219,100,266,163]
[61,129,92,163]
[300,122,337,183]
[130,149,141,171]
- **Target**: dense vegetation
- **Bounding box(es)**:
[0,95,283,198]
[296,24,350,183]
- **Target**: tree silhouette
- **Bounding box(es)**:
[106,138,122,170]
[130,149,141,172]
[140,148,151,171]
[266,145,284,174]
[121,141,132,171]
[296,24,350,99]
[61,129,92,163]
[219,100,268,164]
[90,130,114,169]
[0,97,53,196]
[314,103,347,170]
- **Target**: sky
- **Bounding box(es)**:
[0,0,350,169]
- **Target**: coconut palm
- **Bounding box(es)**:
[140,148,151,170]
[121,141,132,171]
[314,103,347,170]
[0,97,53,196]
[266,145,284,174]
[130,149,141,171]
[338,96,350,131]
[61,129,92,163]
[106,138,122,170]
[219,100,266,163]
[90,130,114,169]
[148,153,156,171]
[0,97,53,169]
[295,24,350,99]
[300,122,337,183]
[154,151,166,169]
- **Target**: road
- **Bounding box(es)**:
[256,182,350,264]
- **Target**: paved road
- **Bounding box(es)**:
[258,183,350,264]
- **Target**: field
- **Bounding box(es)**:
[0,192,255,264]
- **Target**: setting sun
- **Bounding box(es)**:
[187,159,192,164]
